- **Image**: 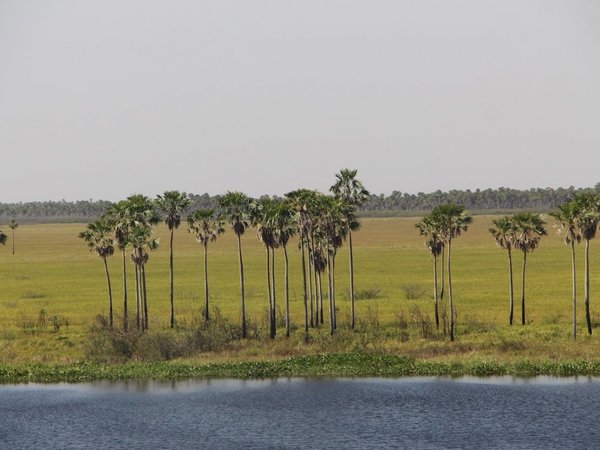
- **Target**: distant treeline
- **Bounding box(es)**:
[2,185,600,222]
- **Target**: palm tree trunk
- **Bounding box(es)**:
[103,257,113,328]
[142,263,149,331]
[571,240,577,340]
[122,250,128,332]
[433,253,439,330]
[448,239,454,341]
[521,250,527,326]
[271,247,277,338]
[301,239,308,334]
[284,244,290,337]
[332,253,337,330]
[508,247,514,326]
[327,249,334,335]
[348,229,355,329]
[318,271,323,325]
[237,233,247,338]
[266,246,273,338]
[313,247,320,327]
[308,235,315,328]
[134,263,140,330]
[12,228,15,255]
[440,246,445,301]
[585,239,592,335]
[169,228,175,328]
[203,243,209,321]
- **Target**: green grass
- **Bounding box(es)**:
[1,217,600,379]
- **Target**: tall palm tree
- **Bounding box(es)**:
[330,169,370,329]
[8,218,18,255]
[416,214,444,329]
[106,195,159,332]
[252,199,278,338]
[318,196,351,335]
[105,201,131,332]
[434,204,472,341]
[129,223,159,331]
[551,200,583,339]
[187,209,225,321]
[156,191,191,328]
[489,216,518,325]
[79,219,115,327]
[512,212,547,327]
[272,201,297,337]
[573,193,600,335]
[285,189,315,334]
[218,192,252,338]
[286,189,322,330]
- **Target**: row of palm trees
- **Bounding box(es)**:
[416,193,600,341]
[80,170,369,338]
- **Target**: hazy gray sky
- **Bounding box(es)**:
[1,0,599,202]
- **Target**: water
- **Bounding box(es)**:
[1,376,599,449]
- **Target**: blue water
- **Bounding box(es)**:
[1,376,599,449]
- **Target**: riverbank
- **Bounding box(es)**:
[2,353,600,384]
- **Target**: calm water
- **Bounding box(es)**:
[1,376,599,449]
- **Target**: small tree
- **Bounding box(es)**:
[8,218,18,255]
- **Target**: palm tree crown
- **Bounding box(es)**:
[156,191,191,230]
[513,212,547,252]
[187,209,225,246]
[79,219,115,259]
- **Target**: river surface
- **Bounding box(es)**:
[1,376,599,449]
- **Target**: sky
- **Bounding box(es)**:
[1,0,599,202]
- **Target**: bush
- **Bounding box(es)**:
[401,283,426,300]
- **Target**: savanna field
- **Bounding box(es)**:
[1,216,600,371]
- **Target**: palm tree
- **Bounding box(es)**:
[551,199,586,339]
[105,201,131,332]
[330,169,370,329]
[187,209,225,321]
[489,216,518,325]
[8,218,18,255]
[252,199,278,338]
[286,189,321,330]
[416,214,444,329]
[218,192,252,338]
[573,193,599,335]
[106,195,159,332]
[156,191,191,328]
[129,223,159,330]
[285,189,314,334]
[434,204,472,341]
[272,201,297,337]
[512,212,547,327]
[318,196,351,335]
[79,219,115,327]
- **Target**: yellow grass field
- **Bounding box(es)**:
[1,216,600,365]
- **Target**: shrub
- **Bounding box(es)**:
[401,283,426,300]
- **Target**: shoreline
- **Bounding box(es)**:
[2,353,600,384]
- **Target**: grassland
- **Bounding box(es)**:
[1,216,600,380]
